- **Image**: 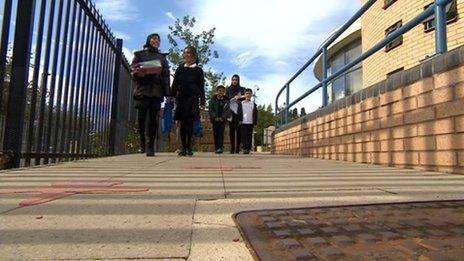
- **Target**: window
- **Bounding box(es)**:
[383,0,398,9]
[386,67,404,77]
[385,21,403,52]
[327,40,362,103]
[423,0,457,32]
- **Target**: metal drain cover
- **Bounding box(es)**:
[234,200,464,261]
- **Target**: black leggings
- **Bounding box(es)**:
[229,114,241,153]
[180,117,194,151]
[137,107,158,150]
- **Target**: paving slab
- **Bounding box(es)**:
[1,152,464,260]
[188,223,253,261]
[1,196,195,260]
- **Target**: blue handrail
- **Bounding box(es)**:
[275,0,453,127]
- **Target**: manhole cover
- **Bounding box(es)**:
[234,200,464,261]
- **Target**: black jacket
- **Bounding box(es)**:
[237,101,258,125]
[226,85,246,101]
[208,95,231,122]
[171,64,206,120]
[131,47,170,99]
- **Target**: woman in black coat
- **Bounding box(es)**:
[226,74,246,154]
[171,46,205,156]
[131,33,170,156]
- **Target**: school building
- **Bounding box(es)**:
[273,0,464,174]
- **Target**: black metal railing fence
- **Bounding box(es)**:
[0,0,136,169]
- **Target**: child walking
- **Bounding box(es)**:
[208,85,230,154]
[237,88,257,154]
[171,46,205,156]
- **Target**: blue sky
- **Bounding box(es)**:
[95,0,361,111]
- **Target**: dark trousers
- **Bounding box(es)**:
[180,117,194,151]
[229,114,241,153]
[240,124,254,151]
[212,121,226,150]
[137,107,159,150]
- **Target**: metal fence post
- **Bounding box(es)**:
[274,100,278,127]
[0,0,13,113]
[322,47,328,107]
[3,0,36,168]
[280,111,283,126]
[285,84,290,124]
[109,39,123,155]
[435,0,448,54]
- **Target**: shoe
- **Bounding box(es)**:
[218,148,223,154]
[215,149,222,154]
[230,150,235,154]
[146,147,154,157]
[138,147,145,153]
[186,149,194,156]
[178,150,186,156]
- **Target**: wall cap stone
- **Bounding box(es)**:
[275,44,464,134]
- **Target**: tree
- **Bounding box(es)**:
[204,70,226,102]
[1,44,13,114]
[300,107,307,117]
[1,45,38,119]
[291,108,298,120]
[167,15,225,105]
[255,104,275,146]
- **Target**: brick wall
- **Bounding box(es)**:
[163,110,231,152]
[273,46,464,174]
[361,0,464,87]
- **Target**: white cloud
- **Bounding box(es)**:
[112,30,131,41]
[182,0,360,107]
[192,0,359,60]
[237,70,323,113]
[165,12,176,20]
[122,47,135,62]
[237,74,289,108]
[95,0,138,22]
[233,51,259,68]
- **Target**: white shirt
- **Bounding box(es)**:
[183,63,197,68]
[241,100,254,124]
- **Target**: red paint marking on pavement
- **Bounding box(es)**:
[51,181,123,187]
[0,181,149,207]
[187,165,261,171]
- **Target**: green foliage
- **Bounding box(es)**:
[88,131,106,156]
[124,122,139,153]
[3,44,41,122]
[167,15,218,66]
[255,104,275,146]
[204,70,226,103]
[167,15,226,106]
[291,108,298,120]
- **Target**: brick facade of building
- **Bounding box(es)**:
[273,46,464,174]
[361,0,464,87]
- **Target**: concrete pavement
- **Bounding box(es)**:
[1,153,464,260]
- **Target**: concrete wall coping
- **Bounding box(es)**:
[275,45,464,134]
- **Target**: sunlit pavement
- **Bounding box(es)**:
[1,152,464,260]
